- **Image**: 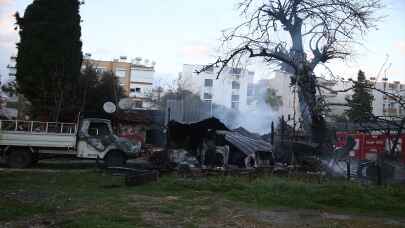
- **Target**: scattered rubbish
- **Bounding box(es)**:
[167,118,273,169]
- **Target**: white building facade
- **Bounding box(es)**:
[267,71,300,121]
[269,71,405,121]
[372,79,405,118]
[129,63,155,109]
[181,64,255,112]
[6,56,16,83]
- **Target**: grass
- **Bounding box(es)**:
[0,169,404,227]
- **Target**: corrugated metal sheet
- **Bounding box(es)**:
[217,130,272,155]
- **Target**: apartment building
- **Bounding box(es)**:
[270,71,405,121]
[83,57,155,109]
[267,71,301,122]
[181,64,255,112]
[6,55,16,83]
[1,56,18,119]
[372,78,405,118]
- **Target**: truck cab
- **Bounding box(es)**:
[77,118,141,166]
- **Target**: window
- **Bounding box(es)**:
[247,84,254,96]
[231,95,240,101]
[247,97,255,105]
[115,69,127,78]
[95,67,105,74]
[88,122,111,137]
[229,68,242,75]
[134,101,143,108]
[231,102,239,110]
[135,88,141,93]
[204,100,212,109]
[232,81,240,89]
[204,79,213,87]
[130,88,135,93]
[204,92,212,100]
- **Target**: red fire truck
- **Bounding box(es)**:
[335,131,405,164]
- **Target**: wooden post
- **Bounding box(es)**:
[166,107,171,149]
[270,121,274,145]
[346,159,351,180]
[377,155,382,185]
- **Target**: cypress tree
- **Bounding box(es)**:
[15,0,82,121]
[346,70,374,122]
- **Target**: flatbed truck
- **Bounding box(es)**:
[0,118,141,168]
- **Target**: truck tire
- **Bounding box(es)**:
[7,149,33,169]
[105,150,127,167]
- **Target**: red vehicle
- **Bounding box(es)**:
[335,131,405,164]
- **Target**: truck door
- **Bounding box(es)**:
[77,120,113,159]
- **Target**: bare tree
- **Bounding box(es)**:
[198,0,382,141]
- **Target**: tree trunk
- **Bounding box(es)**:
[296,69,326,143]
[54,85,64,122]
[390,117,405,158]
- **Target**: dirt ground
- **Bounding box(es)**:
[1,192,404,228]
[1,161,405,227]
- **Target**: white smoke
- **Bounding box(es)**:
[211,96,278,135]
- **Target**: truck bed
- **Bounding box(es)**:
[0,120,77,148]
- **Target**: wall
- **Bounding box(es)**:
[181,64,254,112]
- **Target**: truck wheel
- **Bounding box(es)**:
[31,153,39,166]
[105,151,126,167]
[7,149,33,169]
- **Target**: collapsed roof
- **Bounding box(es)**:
[217,130,272,156]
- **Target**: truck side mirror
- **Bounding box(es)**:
[89,128,99,136]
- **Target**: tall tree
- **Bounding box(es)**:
[76,65,126,116]
[346,70,374,122]
[198,0,382,142]
[15,0,83,121]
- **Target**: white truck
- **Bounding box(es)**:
[0,118,141,168]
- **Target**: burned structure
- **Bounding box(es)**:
[167,117,273,169]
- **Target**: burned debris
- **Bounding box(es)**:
[166,117,274,170]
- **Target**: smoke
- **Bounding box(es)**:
[211,89,278,135]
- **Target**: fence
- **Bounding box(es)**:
[0,120,77,135]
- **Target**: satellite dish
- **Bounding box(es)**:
[103,102,116,114]
[118,98,132,110]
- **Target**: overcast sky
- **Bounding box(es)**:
[1,0,404,85]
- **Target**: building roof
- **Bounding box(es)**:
[217,130,272,155]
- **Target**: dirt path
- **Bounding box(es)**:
[130,194,405,228]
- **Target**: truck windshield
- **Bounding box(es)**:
[88,122,111,137]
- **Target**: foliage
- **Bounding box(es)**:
[15,0,83,121]
[77,64,126,115]
[265,87,283,110]
[329,113,349,123]
[155,75,202,110]
[346,70,374,122]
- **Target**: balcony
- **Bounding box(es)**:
[383,108,398,115]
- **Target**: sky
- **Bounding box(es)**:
[1,0,405,85]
